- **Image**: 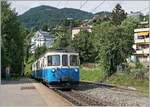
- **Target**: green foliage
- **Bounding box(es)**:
[93,11,112,24]
[106,72,148,96]
[73,19,82,27]
[23,28,36,63]
[92,16,139,77]
[34,45,47,59]
[80,64,148,96]
[121,16,139,31]
[41,23,48,31]
[24,55,34,77]
[2,1,25,76]
[145,14,149,22]
[72,30,97,63]
[120,17,139,56]
[111,4,127,25]
[135,62,144,69]
[53,27,72,49]
[93,21,135,76]
[129,62,147,81]
[62,18,82,27]
[95,11,112,18]
[80,65,105,82]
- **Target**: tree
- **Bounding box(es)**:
[2,1,25,76]
[41,23,48,31]
[72,30,97,63]
[62,18,70,27]
[24,29,34,63]
[34,45,47,59]
[121,17,139,56]
[53,27,72,49]
[62,18,82,27]
[111,4,127,25]
[94,21,134,77]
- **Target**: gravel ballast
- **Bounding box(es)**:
[75,82,149,106]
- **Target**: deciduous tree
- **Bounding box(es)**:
[94,21,134,77]
[2,1,25,76]
[72,30,97,63]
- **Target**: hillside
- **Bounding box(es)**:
[18,5,94,28]
[95,11,112,17]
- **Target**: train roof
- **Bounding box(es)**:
[32,49,79,64]
[45,49,78,53]
[36,49,78,60]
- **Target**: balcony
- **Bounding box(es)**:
[134,28,149,33]
[135,48,149,55]
[135,38,150,44]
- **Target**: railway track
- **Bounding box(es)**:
[47,81,120,106]
[53,89,108,106]
[45,81,148,106]
[77,81,139,92]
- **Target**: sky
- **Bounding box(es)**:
[9,0,150,15]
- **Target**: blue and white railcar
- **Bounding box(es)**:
[31,51,80,85]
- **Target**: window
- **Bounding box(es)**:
[36,62,39,70]
[137,36,144,39]
[62,55,68,66]
[47,55,60,66]
[43,59,44,67]
[70,55,79,66]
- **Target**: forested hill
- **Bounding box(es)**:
[18,5,94,28]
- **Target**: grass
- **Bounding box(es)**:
[80,65,149,96]
[106,72,149,96]
[80,65,105,82]
[24,55,34,77]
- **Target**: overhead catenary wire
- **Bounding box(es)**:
[55,1,71,29]
[91,0,105,13]
[79,0,88,10]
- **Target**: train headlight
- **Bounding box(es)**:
[75,69,78,72]
[52,69,55,72]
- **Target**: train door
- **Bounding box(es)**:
[60,54,70,81]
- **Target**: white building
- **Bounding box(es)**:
[132,22,149,66]
[30,30,55,53]
[72,25,92,39]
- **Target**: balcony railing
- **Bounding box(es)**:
[135,38,150,43]
[135,48,149,54]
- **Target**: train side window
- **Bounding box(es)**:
[47,55,60,66]
[70,55,79,66]
[47,56,52,66]
[62,55,68,66]
[43,59,44,67]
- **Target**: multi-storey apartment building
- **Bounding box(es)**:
[133,22,149,66]
[30,30,55,53]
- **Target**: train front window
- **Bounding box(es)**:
[70,55,79,66]
[47,55,60,66]
[62,55,68,66]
